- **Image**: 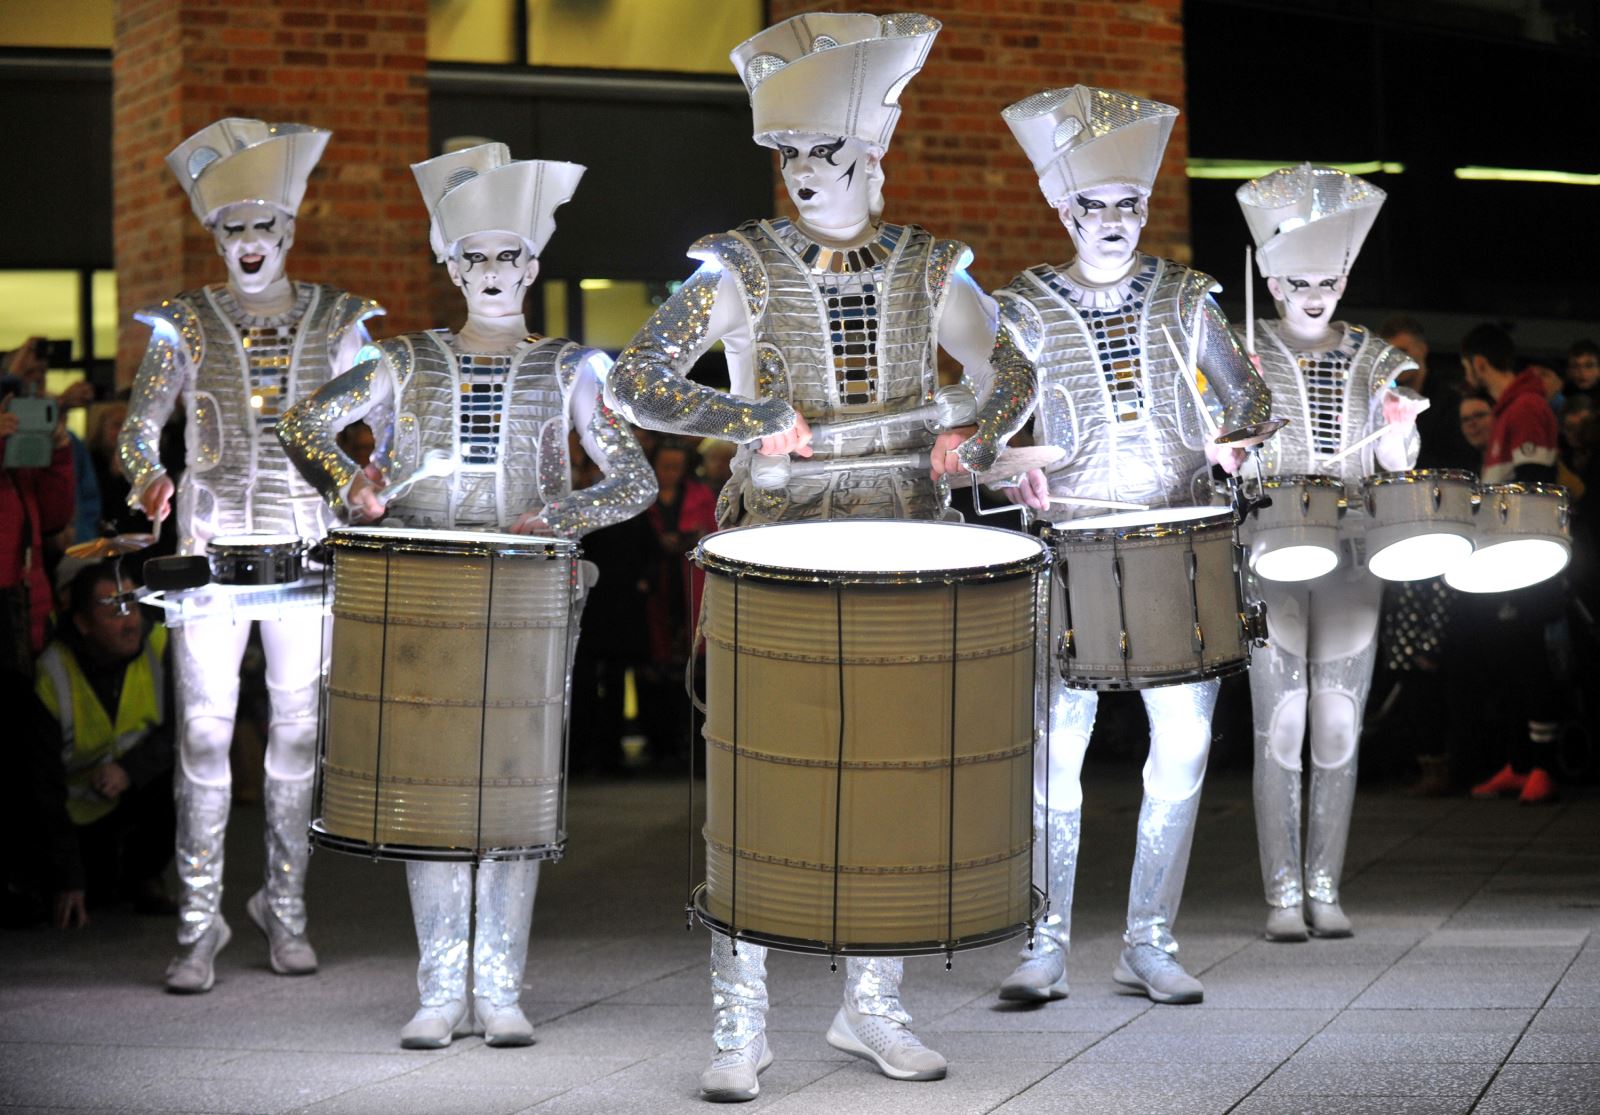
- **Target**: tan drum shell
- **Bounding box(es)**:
[1046,512,1247,690]
[1240,475,1346,576]
[699,567,1039,952]
[317,532,575,858]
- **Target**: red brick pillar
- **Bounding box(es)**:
[765,0,1189,292]
[112,0,432,387]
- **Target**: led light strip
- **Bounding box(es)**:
[1186,159,1405,179]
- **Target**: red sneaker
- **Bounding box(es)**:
[1471,764,1527,799]
[1518,768,1559,805]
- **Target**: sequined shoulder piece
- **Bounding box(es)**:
[548,338,602,398]
[1175,263,1222,325]
[925,235,976,303]
[993,288,1045,359]
[373,333,416,391]
[324,286,385,345]
[1368,332,1418,391]
[133,294,204,364]
[689,229,768,323]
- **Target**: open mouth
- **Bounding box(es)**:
[1304,306,1325,318]
[240,254,264,275]
[483,286,503,297]
[798,187,816,201]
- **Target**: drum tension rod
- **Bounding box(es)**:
[1186,549,1205,654]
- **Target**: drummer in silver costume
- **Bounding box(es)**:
[993,87,1270,1007]
[278,145,655,1048]
[603,14,1037,1103]
[118,119,383,994]
[1235,166,1422,942]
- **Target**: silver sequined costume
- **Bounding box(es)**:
[278,328,655,1017]
[1241,318,1416,913]
[997,252,1270,964]
[119,281,381,951]
[611,217,1035,1054]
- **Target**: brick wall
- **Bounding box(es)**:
[766,0,1189,293]
[112,0,432,387]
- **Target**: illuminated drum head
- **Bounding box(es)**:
[697,520,1046,583]
[209,533,304,550]
[1253,544,1339,583]
[1445,537,1570,594]
[1367,532,1474,582]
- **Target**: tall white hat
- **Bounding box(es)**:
[1237,164,1386,277]
[1002,86,1177,205]
[730,11,940,151]
[411,144,584,260]
[166,118,330,224]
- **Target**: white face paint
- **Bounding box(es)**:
[1267,273,1347,340]
[1057,184,1147,275]
[211,202,294,294]
[446,231,539,318]
[775,133,876,240]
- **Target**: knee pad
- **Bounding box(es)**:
[1143,730,1210,800]
[264,716,318,781]
[1263,696,1308,770]
[1308,691,1359,769]
[180,716,235,785]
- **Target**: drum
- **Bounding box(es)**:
[1444,483,1571,594]
[1361,470,1476,581]
[1241,475,1346,582]
[207,534,307,585]
[694,519,1047,956]
[1045,506,1260,691]
[311,527,578,862]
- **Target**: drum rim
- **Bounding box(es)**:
[695,520,1049,585]
[689,882,1045,959]
[208,534,307,553]
[1041,507,1236,543]
[1474,481,1570,501]
[1060,655,1251,691]
[1363,468,1477,488]
[309,820,566,864]
[325,525,578,559]
[1258,473,1346,493]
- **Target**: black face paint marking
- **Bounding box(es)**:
[838,159,857,188]
[813,137,847,165]
[779,145,799,168]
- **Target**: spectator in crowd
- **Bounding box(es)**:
[1379,316,1462,468]
[87,399,143,538]
[639,439,716,770]
[1561,394,1599,615]
[697,438,735,499]
[1567,339,1599,402]
[32,562,176,927]
[1459,393,1493,456]
[1,387,76,675]
[1459,324,1563,804]
[4,337,100,545]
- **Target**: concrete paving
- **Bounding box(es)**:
[2,764,1596,1114]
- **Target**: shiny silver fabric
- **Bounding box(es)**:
[1251,633,1308,908]
[1245,320,1419,487]
[262,775,312,937]
[1307,756,1358,903]
[120,282,382,555]
[997,253,1269,518]
[1026,805,1081,956]
[710,932,770,1051]
[278,334,655,538]
[406,860,540,1009]
[845,957,912,1024]
[174,776,230,946]
[1125,786,1202,954]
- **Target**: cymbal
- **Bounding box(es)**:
[1214,418,1290,448]
[65,533,158,559]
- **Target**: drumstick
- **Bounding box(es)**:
[1325,400,1432,465]
[1160,324,1220,437]
[1244,247,1255,357]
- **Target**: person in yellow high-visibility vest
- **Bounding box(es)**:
[33,562,175,929]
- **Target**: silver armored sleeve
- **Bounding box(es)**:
[957,322,1036,473]
[1196,297,1272,432]
[119,333,185,505]
[606,267,795,442]
[276,353,388,516]
[541,373,658,540]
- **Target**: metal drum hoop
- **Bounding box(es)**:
[326,526,576,561]
[309,822,565,864]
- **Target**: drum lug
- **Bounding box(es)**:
[1498,496,1510,524]
[1056,628,1076,662]
[1186,551,1198,582]
[1243,601,1269,646]
[1432,484,1442,510]
[1300,488,1311,515]
[1119,629,1130,660]
[1191,622,1205,653]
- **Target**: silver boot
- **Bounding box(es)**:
[1000,805,1078,1001]
[1306,757,1358,938]
[167,776,231,993]
[1254,750,1308,942]
[249,774,317,974]
[473,859,540,1046]
[830,957,946,1080]
[703,932,771,1101]
[1116,789,1204,1004]
[403,861,473,1049]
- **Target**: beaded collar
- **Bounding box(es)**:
[769,218,904,274]
[211,281,313,330]
[1038,256,1160,311]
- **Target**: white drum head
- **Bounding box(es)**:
[1367,532,1474,582]
[698,520,1044,577]
[209,533,304,549]
[1056,505,1230,532]
[1444,537,1570,594]
[1253,544,1339,583]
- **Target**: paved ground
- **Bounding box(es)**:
[2,763,1597,1114]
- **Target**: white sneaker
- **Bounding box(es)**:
[246,889,318,975]
[1113,943,1204,1005]
[164,918,231,994]
[700,1034,773,1103]
[825,1006,947,1081]
[998,949,1069,1002]
[399,1000,473,1049]
[476,1002,535,1048]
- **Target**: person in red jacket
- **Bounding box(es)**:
[1,393,76,672]
[1459,323,1562,803]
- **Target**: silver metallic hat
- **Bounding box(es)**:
[411,144,584,260]
[166,117,331,224]
[1237,164,1386,277]
[730,11,941,151]
[1002,86,1177,205]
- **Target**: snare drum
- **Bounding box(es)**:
[312,527,579,862]
[207,534,308,586]
[1444,483,1571,594]
[1045,506,1259,691]
[1241,475,1346,583]
[1361,470,1476,581]
[694,519,1047,956]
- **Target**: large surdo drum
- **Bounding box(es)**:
[694,520,1048,956]
[312,527,578,862]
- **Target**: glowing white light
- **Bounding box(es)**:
[1367,532,1473,581]
[700,520,1042,573]
[249,394,264,409]
[1444,538,1570,593]
[1056,506,1227,531]
[1254,544,1339,583]
[1454,166,1600,186]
